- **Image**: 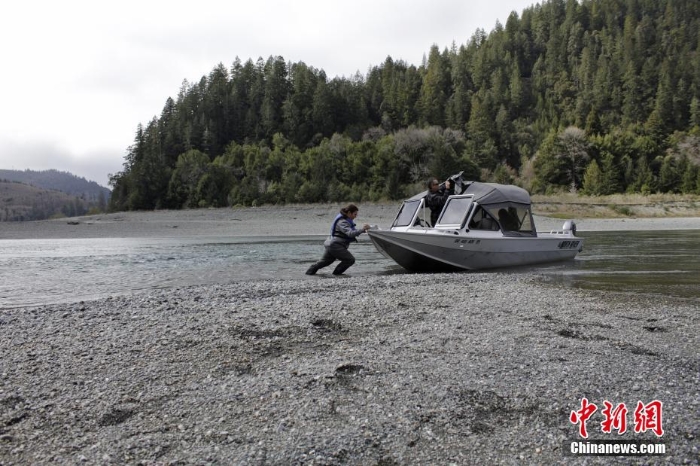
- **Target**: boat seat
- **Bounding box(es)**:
[483,218,499,230]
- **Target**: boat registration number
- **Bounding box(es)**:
[558,240,581,249]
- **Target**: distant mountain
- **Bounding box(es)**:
[0,180,105,221]
[0,169,110,202]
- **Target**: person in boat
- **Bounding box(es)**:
[425,177,454,226]
[305,204,370,276]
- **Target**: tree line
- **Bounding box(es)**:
[0,169,111,203]
[109,0,700,211]
[0,180,105,221]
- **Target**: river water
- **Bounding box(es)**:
[1,230,699,309]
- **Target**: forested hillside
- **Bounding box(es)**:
[0,181,99,221]
[109,0,700,211]
[0,169,111,202]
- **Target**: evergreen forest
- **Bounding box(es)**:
[0,170,110,221]
[108,0,700,211]
[0,169,111,202]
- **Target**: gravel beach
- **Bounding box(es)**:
[1,206,699,465]
[1,275,698,465]
[2,203,700,240]
[0,205,399,240]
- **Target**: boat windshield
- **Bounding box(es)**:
[436,196,473,227]
[392,199,422,227]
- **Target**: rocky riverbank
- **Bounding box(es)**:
[1,274,698,465]
[1,205,698,464]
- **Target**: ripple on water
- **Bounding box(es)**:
[1,231,699,308]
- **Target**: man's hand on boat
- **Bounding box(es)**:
[439,179,452,190]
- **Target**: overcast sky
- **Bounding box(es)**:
[1,0,534,188]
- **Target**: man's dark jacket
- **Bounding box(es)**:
[425,185,454,226]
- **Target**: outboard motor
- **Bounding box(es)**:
[562,220,577,236]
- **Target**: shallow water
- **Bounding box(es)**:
[535,230,700,300]
[1,230,698,308]
[0,236,401,308]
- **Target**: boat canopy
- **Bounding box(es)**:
[463,182,531,206]
[409,179,531,206]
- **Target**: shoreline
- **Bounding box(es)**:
[1,274,698,464]
[1,205,698,463]
[1,204,699,240]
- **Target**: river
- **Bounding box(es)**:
[1,230,698,308]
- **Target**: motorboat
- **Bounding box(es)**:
[367,173,584,272]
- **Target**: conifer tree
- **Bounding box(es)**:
[106,0,700,210]
[581,159,603,196]
[600,151,621,195]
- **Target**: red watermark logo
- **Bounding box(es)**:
[570,398,664,438]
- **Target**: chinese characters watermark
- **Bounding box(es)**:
[570,398,664,438]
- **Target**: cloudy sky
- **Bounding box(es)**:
[1,0,534,188]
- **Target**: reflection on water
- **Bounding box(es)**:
[535,230,700,300]
[1,230,698,308]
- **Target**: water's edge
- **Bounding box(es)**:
[2,231,699,309]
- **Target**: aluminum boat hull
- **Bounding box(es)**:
[368,229,583,272]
